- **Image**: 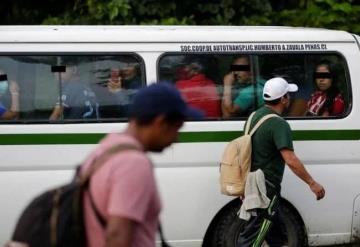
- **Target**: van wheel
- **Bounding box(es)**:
[204,199,307,247]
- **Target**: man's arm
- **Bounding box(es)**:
[105,216,135,247]
[280,149,325,200]
[1,81,20,120]
[49,105,63,121]
[222,73,241,117]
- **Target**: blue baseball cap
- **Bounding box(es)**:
[129,83,204,120]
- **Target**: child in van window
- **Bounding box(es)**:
[306,61,345,117]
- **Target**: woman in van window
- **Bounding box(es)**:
[306,61,345,116]
[0,71,20,120]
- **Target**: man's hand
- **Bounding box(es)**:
[223,72,235,86]
[9,81,20,95]
[309,181,325,200]
[281,149,326,201]
[107,77,122,93]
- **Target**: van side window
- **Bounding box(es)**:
[0,54,145,123]
[158,53,350,120]
[158,55,222,119]
[259,54,349,118]
[89,55,144,120]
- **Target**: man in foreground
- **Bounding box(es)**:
[238,77,325,247]
[81,83,203,247]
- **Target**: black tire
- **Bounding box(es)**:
[203,199,307,247]
[278,202,308,247]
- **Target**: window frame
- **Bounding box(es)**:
[0,52,146,124]
[157,51,352,121]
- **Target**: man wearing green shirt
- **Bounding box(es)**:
[238,77,325,247]
[222,55,265,118]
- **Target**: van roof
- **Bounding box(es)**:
[0,25,354,43]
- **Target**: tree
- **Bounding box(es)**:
[41,0,272,25]
[0,0,74,24]
[0,0,359,35]
[273,0,360,33]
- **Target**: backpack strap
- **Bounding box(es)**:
[249,113,279,136]
[82,144,141,228]
[80,143,140,186]
[82,144,172,246]
[244,111,256,135]
[158,223,172,247]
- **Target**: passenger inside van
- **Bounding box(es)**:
[49,64,99,121]
[97,62,142,118]
[0,71,20,120]
[306,60,345,117]
[221,56,265,118]
[175,60,221,118]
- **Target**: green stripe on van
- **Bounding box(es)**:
[178,130,360,142]
[0,133,105,145]
[0,129,359,145]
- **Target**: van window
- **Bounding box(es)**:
[158,53,350,119]
[0,54,145,123]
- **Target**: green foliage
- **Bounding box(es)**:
[42,0,131,24]
[0,0,359,34]
[40,0,273,25]
[273,0,360,33]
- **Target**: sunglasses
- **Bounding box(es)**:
[314,72,332,79]
[230,64,250,72]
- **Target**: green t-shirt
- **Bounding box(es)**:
[245,106,294,192]
[234,79,265,114]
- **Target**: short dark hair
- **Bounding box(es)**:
[264,98,281,105]
[232,55,250,64]
[264,93,288,105]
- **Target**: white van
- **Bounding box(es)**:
[0,26,359,247]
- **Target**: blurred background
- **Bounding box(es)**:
[0,0,359,34]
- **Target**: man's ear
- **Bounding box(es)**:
[152,114,167,128]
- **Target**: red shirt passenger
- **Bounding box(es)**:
[307,90,344,116]
[176,62,221,118]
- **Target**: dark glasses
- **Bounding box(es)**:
[314,72,332,79]
[230,64,250,72]
[0,74,7,81]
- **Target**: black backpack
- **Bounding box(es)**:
[10,144,141,247]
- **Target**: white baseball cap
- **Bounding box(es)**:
[263,77,298,101]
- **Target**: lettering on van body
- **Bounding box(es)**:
[180,43,328,52]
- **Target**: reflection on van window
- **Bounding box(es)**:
[0,55,145,123]
[158,53,350,119]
